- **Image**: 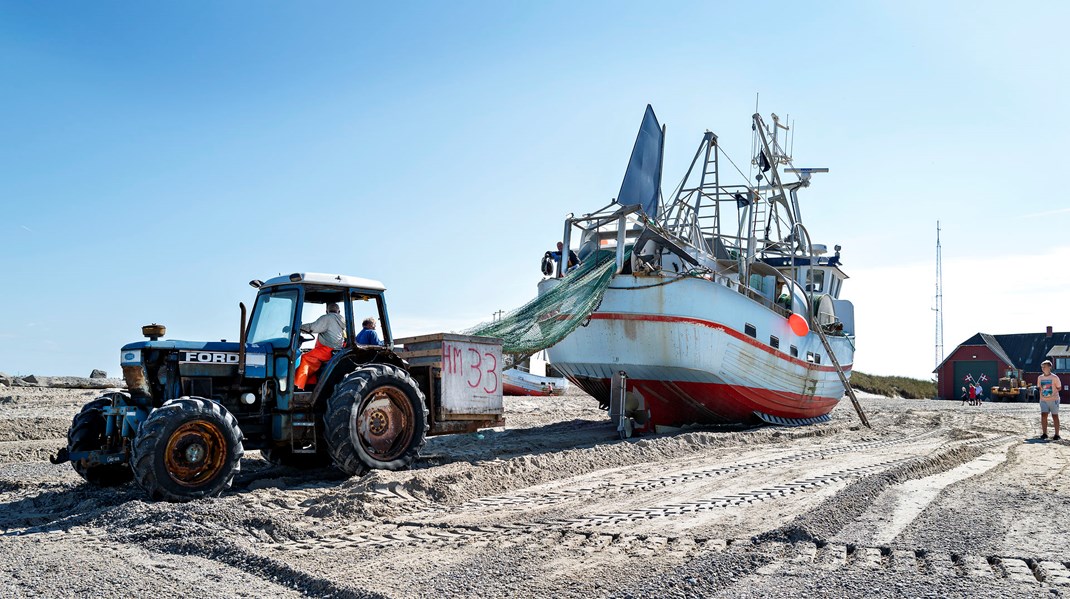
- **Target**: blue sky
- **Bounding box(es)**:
[1,1,1068,378]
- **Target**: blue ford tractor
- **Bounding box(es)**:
[52,273,503,502]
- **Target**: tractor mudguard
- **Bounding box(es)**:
[310,347,408,407]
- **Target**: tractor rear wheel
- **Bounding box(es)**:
[68,394,134,486]
[325,364,428,475]
[131,397,243,502]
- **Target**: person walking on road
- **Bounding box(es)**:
[1037,360,1062,440]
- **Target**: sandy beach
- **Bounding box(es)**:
[1,384,1066,598]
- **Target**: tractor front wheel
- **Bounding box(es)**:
[131,398,244,502]
[68,394,134,486]
[326,364,428,475]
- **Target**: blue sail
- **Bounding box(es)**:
[616,105,664,218]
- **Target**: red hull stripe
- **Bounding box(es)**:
[579,376,840,425]
[588,312,850,373]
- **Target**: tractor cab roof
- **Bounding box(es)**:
[260,272,386,292]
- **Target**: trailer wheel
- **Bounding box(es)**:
[68,394,134,486]
[326,364,428,475]
[131,397,243,502]
[261,445,331,469]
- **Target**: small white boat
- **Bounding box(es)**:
[502,367,570,396]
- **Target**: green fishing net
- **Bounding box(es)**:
[467,249,622,354]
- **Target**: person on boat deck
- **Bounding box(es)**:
[550,242,579,274]
[356,317,383,346]
[294,303,344,391]
[1037,360,1062,441]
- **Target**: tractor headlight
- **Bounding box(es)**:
[120,350,142,366]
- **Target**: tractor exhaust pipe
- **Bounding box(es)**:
[238,302,248,378]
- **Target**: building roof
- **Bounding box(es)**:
[935,331,1070,373]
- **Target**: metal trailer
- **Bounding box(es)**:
[396,333,505,435]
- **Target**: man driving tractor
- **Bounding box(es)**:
[295,302,344,390]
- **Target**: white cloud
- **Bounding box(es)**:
[849,245,1070,379]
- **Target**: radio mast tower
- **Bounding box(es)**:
[933,221,944,368]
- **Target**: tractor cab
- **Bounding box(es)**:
[247,272,395,398]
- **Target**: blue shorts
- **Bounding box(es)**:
[1041,399,1060,415]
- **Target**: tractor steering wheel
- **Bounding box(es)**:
[299,329,315,345]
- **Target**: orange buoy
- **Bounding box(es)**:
[788,313,810,336]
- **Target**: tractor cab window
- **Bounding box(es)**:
[248,290,298,347]
[298,289,348,352]
[350,292,384,346]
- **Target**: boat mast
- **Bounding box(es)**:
[751,113,796,254]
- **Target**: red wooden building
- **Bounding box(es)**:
[934,327,1070,401]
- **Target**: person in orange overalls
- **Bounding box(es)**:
[294,303,344,390]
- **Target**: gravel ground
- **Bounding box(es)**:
[1,385,1068,598]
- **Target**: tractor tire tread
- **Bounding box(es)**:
[325,363,428,476]
[130,397,244,502]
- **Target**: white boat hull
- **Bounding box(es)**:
[542,274,854,428]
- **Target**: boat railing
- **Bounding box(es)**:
[738,282,792,318]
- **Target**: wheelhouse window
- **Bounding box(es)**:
[1057,357,1070,372]
[248,290,298,346]
[804,267,826,293]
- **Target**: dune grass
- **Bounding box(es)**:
[850,371,936,399]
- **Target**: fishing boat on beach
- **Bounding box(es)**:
[471,106,858,435]
[548,107,857,434]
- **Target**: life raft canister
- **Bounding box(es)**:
[541,251,554,276]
